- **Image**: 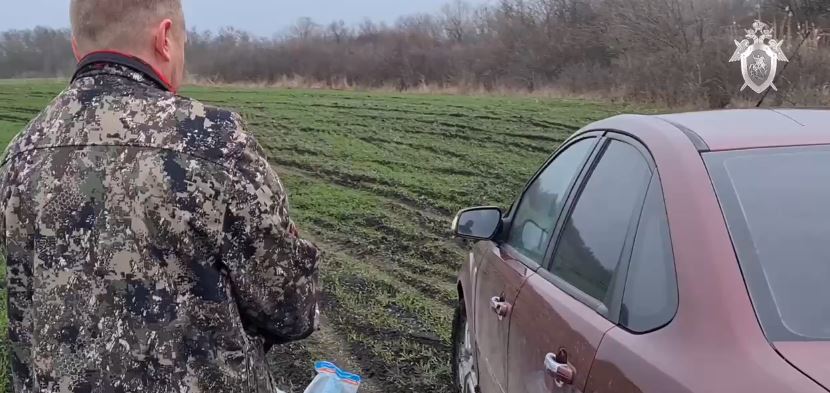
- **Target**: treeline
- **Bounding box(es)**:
[2,0,830,107]
[0,27,74,78]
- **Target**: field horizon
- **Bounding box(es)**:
[0,80,647,392]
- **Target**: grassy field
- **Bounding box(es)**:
[0,80,644,392]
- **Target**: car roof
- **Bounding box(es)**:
[587,109,830,152]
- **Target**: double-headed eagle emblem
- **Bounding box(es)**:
[730,20,789,94]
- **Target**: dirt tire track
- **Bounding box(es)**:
[285,234,457,392]
[273,162,452,222]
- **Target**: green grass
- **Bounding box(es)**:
[0,80,647,392]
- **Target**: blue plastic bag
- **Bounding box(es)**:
[303,362,361,393]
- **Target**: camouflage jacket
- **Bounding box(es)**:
[0,52,321,393]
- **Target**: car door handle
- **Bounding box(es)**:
[489,296,511,320]
[545,352,575,385]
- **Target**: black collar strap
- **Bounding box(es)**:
[72,51,173,92]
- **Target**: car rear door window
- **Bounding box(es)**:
[506,138,595,264]
[550,140,652,305]
[620,178,678,333]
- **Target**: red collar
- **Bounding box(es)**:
[73,50,176,93]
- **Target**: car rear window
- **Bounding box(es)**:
[707,146,830,341]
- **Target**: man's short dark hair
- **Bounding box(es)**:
[70,0,185,53]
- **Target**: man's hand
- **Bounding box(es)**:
[288,221,300,238]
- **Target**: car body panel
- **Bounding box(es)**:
[585,109,830,152]
[659,109,819,151]
[472,241,535,393]
[587,326,825,393]
[459,246,475,329]
[507,273,613,393]
[775,342,830,391]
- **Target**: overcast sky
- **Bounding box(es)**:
[1,0,491,37]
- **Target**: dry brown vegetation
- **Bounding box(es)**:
[1,1,830,106]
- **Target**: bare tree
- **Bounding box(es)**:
[768,0,830,26]
[2,0,829,107]
[397,13,443,40]
[441,0,474,42]
[327,20,350,44]
[289,17,321,40]
[0,27,74,78]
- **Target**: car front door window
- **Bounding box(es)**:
[507,138,595,263]
[550,140,652,308]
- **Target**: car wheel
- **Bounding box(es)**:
[452,302,478,393]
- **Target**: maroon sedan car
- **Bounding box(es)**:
[451,109,830,393]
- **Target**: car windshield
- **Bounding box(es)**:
[707,145,830,341]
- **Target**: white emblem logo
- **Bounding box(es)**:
[730,20,789,94]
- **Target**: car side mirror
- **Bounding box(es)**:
[452,207,503,240]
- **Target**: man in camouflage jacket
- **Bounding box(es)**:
[0,1,320,392]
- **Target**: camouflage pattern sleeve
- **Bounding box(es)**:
[221,118,321,343]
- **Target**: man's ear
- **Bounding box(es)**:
[154,19,174,61]
[71,37,82,61]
